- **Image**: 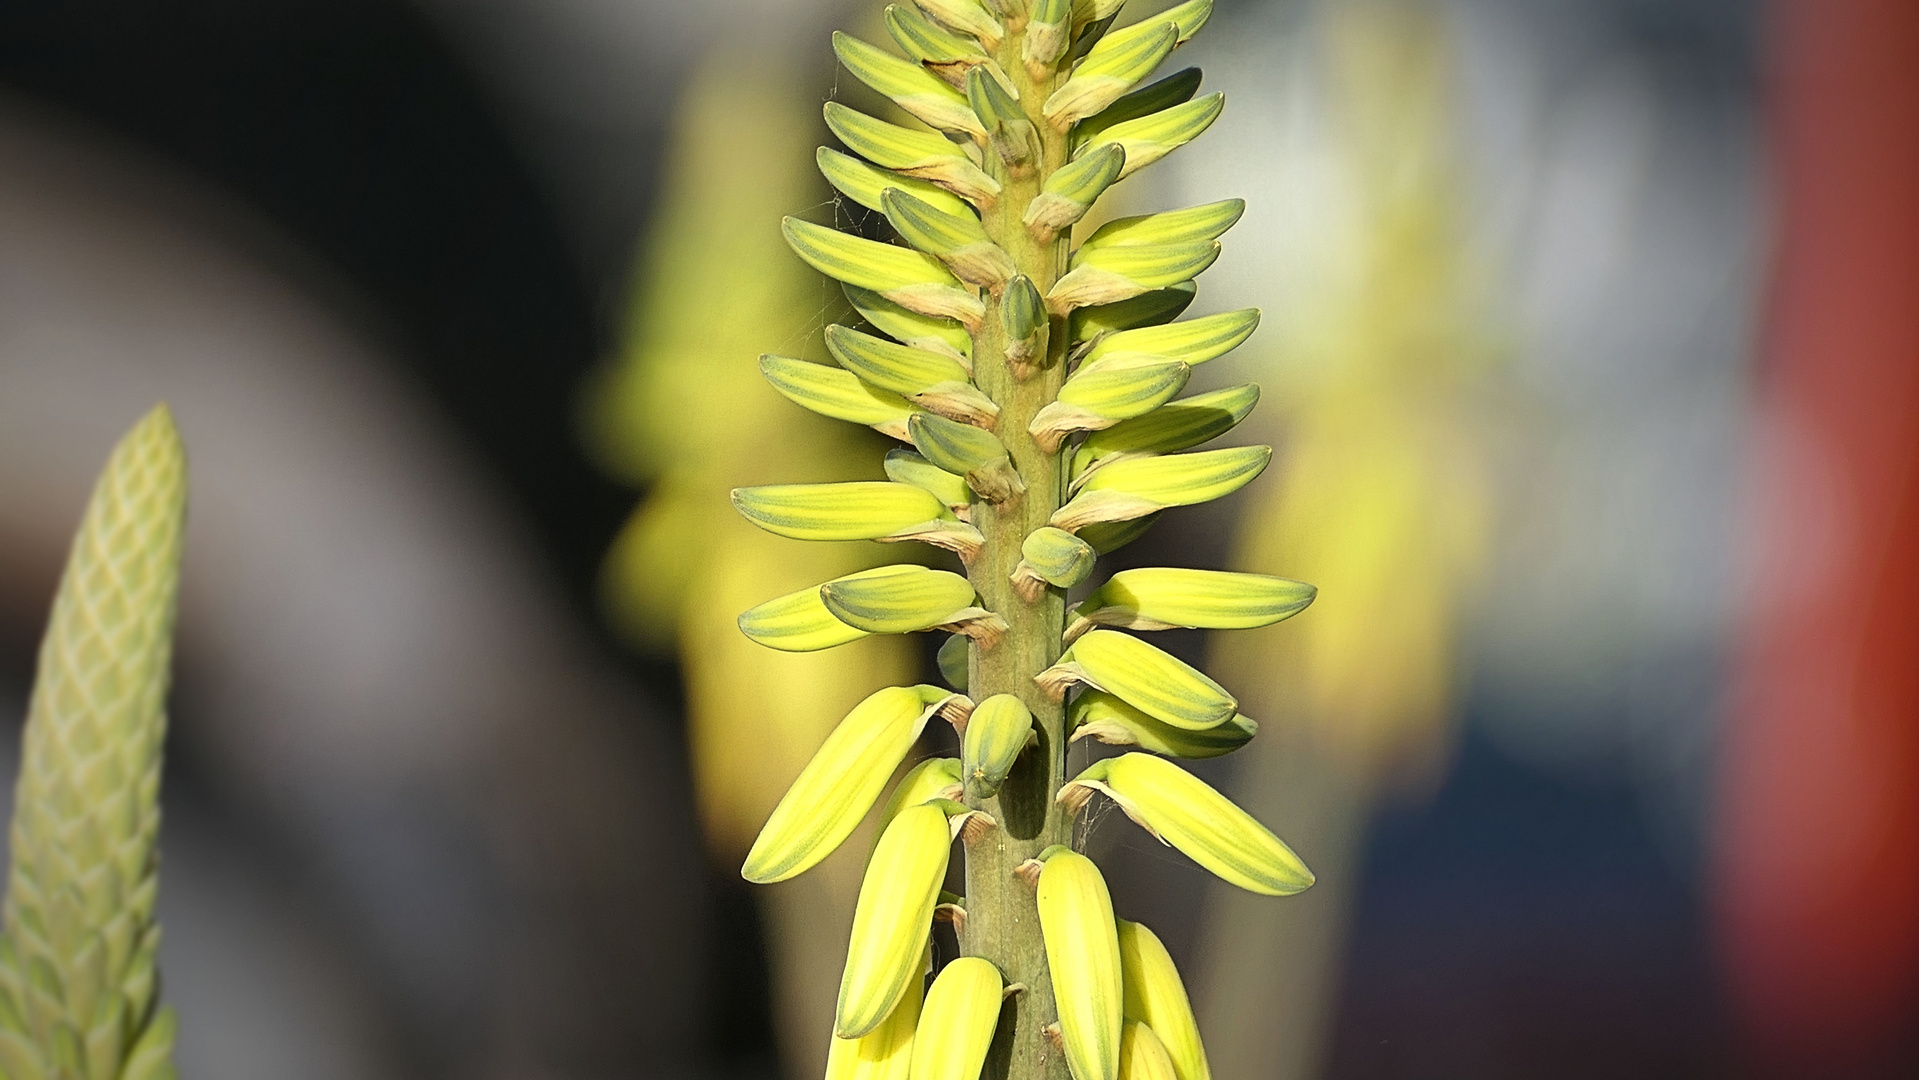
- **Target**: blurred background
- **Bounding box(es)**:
[0,0,1914,1078]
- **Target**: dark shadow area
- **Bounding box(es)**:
[0,0,632,599]
[1326,728,1732,1079]
[0,4,776,1077]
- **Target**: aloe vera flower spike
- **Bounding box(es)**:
[732,5,1318,1080]
[0,406,186,1080]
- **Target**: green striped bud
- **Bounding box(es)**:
[1086,93,1223,180]
[827,324,1000,426]
[834,31,985,137]
[1071,385,1260,475]
[745,684,962,883]
[967,65,1041,171]
[1001,274,1050,374]
[822,564,1007,645]
[1071,282,1196,343]
[1036,629,1235,730]
[1077,308,1259,368]
[760,354,921,442]
[1025,142,1125,239]
[1072,68,1202,152]
[786,216,986,328]
[1030,359,1192,450]
[911,958,1005,1080]
[820,147,977,219]
[845,284,974,364]
[1062,753,1313,896]
[882,187,1018,289]
[733,481,984,559]
[1052,446,1271,531]
[1047,241,1220,314]
[961,693,1033,798]
[734,480,947,539]
[1037,850,1123,1080]
[825,103,1002,205]
[887,3,989,80]
[1078,200,1244,254]
[1070,690,1255,759]
[1013,525,1097,599]
[909,413,1026,503]
[1044,21,1178,129]
[1066,567,1316,640]
[1117,921,1211,1080]
[913,0,1005,46]
[885,449,975,513]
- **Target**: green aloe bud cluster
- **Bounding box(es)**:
[0,407,185,1080]
[734,5,1316,1080]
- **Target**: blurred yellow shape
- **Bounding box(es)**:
[581,43,917,1077]
[1195,3,1495,1078]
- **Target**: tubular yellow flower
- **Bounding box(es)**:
[716,6,1326,1080]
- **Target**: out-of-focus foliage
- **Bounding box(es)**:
[1211,0,1494,794]
[583,47,917,858]
[1190,5,1497,1079]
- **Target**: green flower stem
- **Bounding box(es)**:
[961,21,1074,1080]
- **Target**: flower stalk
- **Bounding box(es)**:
[736,5,1319,1080]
